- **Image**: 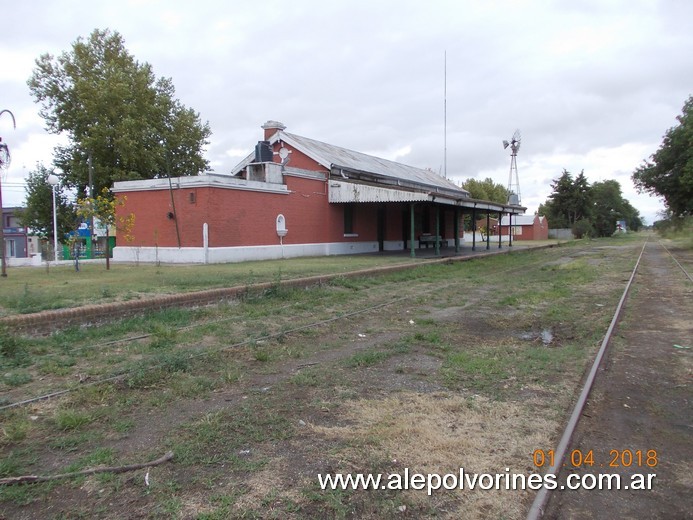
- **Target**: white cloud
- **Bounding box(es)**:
[2,0,690,225]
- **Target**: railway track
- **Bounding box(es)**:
[528,239,692,519]
[3,235,686,518]
[0,245,563,411]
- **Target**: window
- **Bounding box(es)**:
[344,204,354,235]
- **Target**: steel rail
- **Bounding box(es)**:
[526,238,649,520]
[659,240,692,282]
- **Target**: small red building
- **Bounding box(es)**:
[499,214,549,240]
[113,121,524,263]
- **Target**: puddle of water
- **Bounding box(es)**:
[541,329,554,345]
[518,329,554,345]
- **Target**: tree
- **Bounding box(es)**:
[28,28,211,197]
[76,188,134,270]
[462,177,509,203]
[539,169,592,228]
[632,95,693,217]
[19,164,77,245]
[539,172,643,237]
[591,180,627,237]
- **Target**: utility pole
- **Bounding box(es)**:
[0,109,17,278]
[88,152,95,259]
[0,165,6,277]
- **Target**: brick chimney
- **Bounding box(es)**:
[261,120,286,140]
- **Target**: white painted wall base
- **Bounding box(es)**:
[462,232,511,244]
[383,240,404,251]
[6,256,35,267]
[113,240,381,264]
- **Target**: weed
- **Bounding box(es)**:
[37,356,76,376]
[49,431,101,451]
[111,418,135,434]
[78,447,116,467]
[169,404,294,466]
[1,415,31,443]
[345,349,391,368]
[148,325,178,350]
[443,349,509,389]
[170,375,216,398]
[0,327,29,365]
[0,451,22,477]
[54,409,95,431]
[125,350,192,389]
[290,369,321,387]
[1,371,33,387]
[252,347,271,362]
[302,485,351,519]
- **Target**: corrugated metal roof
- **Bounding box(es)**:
[276,131,470,197]
[500,215,538,226]
[328,181,430,203]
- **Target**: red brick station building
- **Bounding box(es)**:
[113,121,525,264]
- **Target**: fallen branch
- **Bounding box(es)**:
[0,451,174,486]
[296,362,320,369]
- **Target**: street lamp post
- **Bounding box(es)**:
[47,173,60,262]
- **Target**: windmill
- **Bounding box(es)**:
[503,129,521,205]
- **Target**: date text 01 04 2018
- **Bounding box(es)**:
[533,449,658,469]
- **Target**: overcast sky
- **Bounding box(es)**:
[2,0,691,224]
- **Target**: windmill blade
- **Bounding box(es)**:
[512,129,521,142]
[503,140,510,149]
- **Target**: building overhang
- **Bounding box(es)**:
[328,180,430,203]
[328,180,525,214]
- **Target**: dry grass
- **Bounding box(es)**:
[309,392,557,519]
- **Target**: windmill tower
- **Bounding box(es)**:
[503,129,521,205]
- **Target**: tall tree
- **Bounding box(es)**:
[19,164,77,241]
[539,169,592,228]
[462,177,509,203]
[540,173,642,237]
[591,180,627,237]
[28,28,211,196]
[632,95,693,217]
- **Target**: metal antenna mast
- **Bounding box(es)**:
[503,129,521,204]
[443,51,447,179]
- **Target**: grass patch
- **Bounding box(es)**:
[344,349,392,368]
[1,370,33,388]
[290,369,322,387]
[0,328,29,365]
[168,401,295,467]
[54,409,97,431]
[1,414,31,444]
[48,431,102,451]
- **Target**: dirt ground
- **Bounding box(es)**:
[1,238,690,519]
[544,241,693,519]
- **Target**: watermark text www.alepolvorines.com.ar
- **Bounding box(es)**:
[318,468,657,496]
